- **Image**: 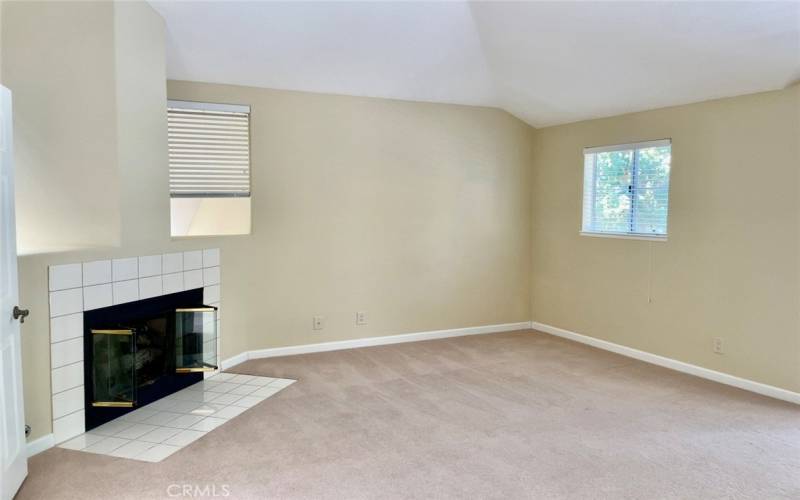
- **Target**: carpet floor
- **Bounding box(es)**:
[17,329,800,499]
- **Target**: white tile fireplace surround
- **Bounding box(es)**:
[48,248,221,444]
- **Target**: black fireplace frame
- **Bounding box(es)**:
[83,288,207,430]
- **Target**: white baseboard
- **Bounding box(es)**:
[221,321,533,369]
[532,321,800,406]
[27,433,55,457]
[220,351,249,371]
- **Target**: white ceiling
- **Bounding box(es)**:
[150,1,800,128]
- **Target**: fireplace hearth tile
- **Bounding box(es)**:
[190,417,227,432]
[60,433,105,450]
[207,393,241,405]
[137,444,182,462]
[230,395,267,409]
[138,426,183,444]
[211,405,248,420]
[120,408,160,423]
[164,414,205,429]
[227,374,258,384]
[148,398,181,411]
[206,382,238,393]
[90,419,136,437]
[84,436,130,454]
[110,440,157,459]
[143,411,184,426]
[228,384,261,396]
[189,404,221,417]
[168,401,204,414]
[242,376,278,387]
[269,378,296,389]
[251,385,284,398]
[115,423,160,440]
[163,429,207,447]
[58,373,295,462]
[173,389,218,403]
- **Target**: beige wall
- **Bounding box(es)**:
[168,80,535,356]
[9,0,535,440]
[2,1,121,254]
[530,85,800,392]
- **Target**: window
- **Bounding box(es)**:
[581,139,672,240]
[168,100,251,236]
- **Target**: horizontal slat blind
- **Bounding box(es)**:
[582,139,671,238]
[168,103,251,198]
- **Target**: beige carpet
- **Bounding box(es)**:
[17,330,800,499]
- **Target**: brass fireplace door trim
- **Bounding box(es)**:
[91,328,134,336]
[91,401,135,408]
[176,362,219,374]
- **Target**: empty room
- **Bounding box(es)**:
[1,1,799,499]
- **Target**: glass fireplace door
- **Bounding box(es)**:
[91,329,136,407]
[175,307,218,373]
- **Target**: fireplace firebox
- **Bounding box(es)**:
[83,288,218,430]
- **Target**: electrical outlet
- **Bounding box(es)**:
[313,316,325,330]
[356,311,368,326]
[713,337,724,354]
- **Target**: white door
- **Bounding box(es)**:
[0,85,27,500]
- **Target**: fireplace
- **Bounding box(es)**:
[83,288,218,430]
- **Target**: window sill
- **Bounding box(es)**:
[580,231,667,242]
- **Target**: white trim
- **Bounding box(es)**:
[220,321,533,369]
[167,99,250,114]
[583,138,671,154]
[531,321,800,406]
[580,231,667,242]
[27,434,55,457]
[220,351,249,371]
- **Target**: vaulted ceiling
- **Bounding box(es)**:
[149,1,800,128]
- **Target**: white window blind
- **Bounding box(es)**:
[168,100,251,198]
[582,139,672,239]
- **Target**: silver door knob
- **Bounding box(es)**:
[13,306,29,323]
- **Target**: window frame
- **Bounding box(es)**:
[580,139,672,242]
